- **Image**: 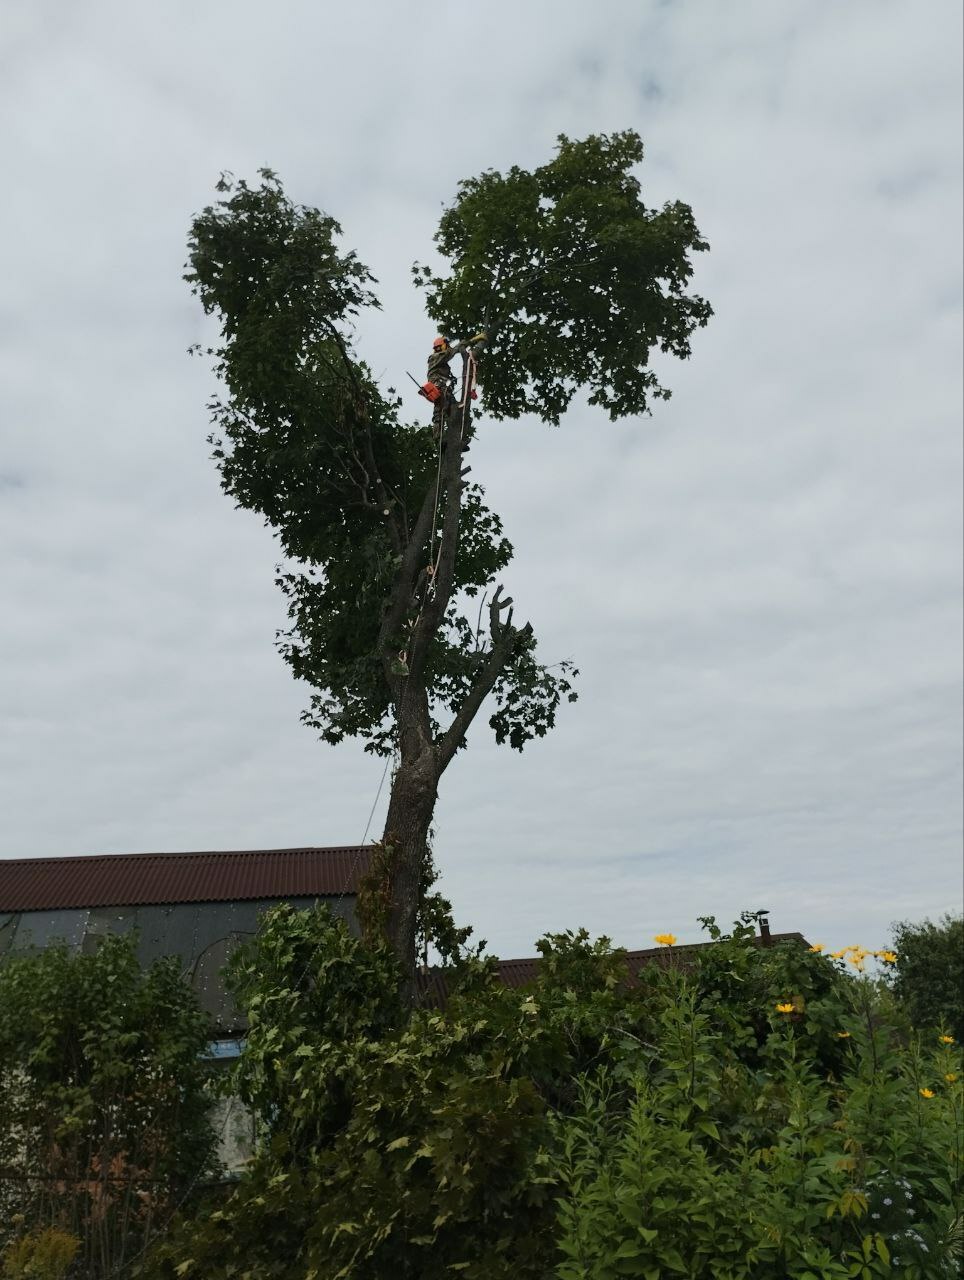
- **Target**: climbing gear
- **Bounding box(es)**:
[457,349,479,408]
[469,332,487,344]
[432,335,448,351]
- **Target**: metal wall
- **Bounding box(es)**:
[0,896,359,1031]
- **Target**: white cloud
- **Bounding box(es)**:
[1,0,960,957]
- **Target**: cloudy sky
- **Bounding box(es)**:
[2,0,961,959]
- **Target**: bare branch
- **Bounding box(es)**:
[434,585,532,773]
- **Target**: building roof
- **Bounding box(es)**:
[0,846,372,912]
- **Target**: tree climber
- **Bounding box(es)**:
[426,332,486,441]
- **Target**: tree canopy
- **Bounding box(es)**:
[186,130,713,979]
[416,131,711,423]
[185,131,711,763]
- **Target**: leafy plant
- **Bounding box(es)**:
[1,1228,79,1280]
[0,935,218,1279]
[888,914,964,1041]
[552,954,963,1278]
[142,908,963,1280]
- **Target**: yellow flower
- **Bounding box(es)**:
[837,1031,851,1039]
[809,943,824,953]
[846,949,868,972]
[776,1002,795,1014]
[945,1073,958,1083]
[876,951,897,964]
[653,934,677,947]
[830,949,847,959]
[919,1088,935,1099]
[939,1035,955,1044]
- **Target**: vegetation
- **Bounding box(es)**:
[143,908,963,1280]
[185,130,712,984]
[0,935,218,1279]
[1,1227,80,1280]
[888,914,964,1043]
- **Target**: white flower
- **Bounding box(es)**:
[884,1196,893,1205]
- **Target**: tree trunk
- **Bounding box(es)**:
[380,684,439,1000]
[376,368,513,1003]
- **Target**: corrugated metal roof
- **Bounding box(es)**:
[0,847,372,911]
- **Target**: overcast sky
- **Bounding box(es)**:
[2,0,961,959]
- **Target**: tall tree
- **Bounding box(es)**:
[186,131,711,992]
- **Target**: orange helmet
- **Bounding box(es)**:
[432,335,448,351]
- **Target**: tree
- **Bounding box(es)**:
[185,131,711,991]
[0,935,218,1279]
[889,914,964,1041]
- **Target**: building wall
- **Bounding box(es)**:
[0,895,359,1031]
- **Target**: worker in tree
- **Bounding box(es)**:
[427,332,486,440]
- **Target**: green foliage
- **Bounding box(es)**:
[0,935,218,1279]
[145,916,649,1279]
[416,131,712,424]
[553,942,964,1279]
[692,912,860,1075]
[356,840,479,967]
[185,134,708,770]
[143,909,963,1280]
[186,167,575,758]
[888,914,964,1041]
[1,1228,79,1280]
[553,1044,962,1279]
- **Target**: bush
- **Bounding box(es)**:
[143,909,963,1280]
[889,915,964,1041]
[553,975,963,1277]
[0,934,218,1279]
[1,1227,79,1280]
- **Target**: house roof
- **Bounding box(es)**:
[0,846,372,912]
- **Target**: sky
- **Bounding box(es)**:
[1,0,961,960]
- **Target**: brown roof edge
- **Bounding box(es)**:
[0,846,372,912]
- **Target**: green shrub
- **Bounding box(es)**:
[143,909,963,1280]
[0,934,218,1279]
[1,1228,80,1280]
[889,914,964,1041]
[552,984,963,1278]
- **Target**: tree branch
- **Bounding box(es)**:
[434,585,531,773]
